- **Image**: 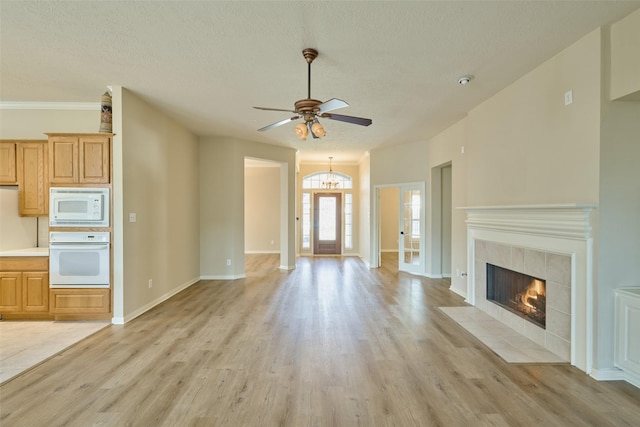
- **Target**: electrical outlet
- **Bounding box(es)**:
[270,240,275,245]
[564,90,573,106]
[148,279,152,288]
[226,259,231,266]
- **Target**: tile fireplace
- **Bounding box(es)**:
[461,204,596,373]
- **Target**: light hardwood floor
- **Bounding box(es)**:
[1,254,639,426]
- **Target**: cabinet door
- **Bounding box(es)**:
[0,141,17,184]
[0,272,22,312]
[23,272,49,312]
[50,289,110,314]
[79,136,110,183]
[17,142,48,216]
[49,136,79,183]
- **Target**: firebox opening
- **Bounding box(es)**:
[486,264,546,328]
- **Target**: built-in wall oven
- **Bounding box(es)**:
[49,232,110,288]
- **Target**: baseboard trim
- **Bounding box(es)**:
[245,250,280,254]
[200,274,247,280]
[279,265,296,271]
[591,367,640,389]
[114,276,200,324]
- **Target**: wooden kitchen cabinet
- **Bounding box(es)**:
[50,288,110,315]
[0,141,17,184]
[0,257,49,317]
[48,133,111,184]
[17,141,48,216]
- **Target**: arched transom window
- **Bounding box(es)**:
[302,172,353,189]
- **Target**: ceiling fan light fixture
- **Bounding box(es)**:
[311,121,326,137]
[295,122,309,140]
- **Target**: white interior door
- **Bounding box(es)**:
[398,184,423,274]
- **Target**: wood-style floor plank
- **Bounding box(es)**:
[1,254,639,426]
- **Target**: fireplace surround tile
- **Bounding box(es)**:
[475,239,572,363]
[546,280,571,314]
[486,241,511,268]
[524,248,546,278]
[511,246,525,273]
[463,203,596,371]
[547,307,571,341]
[546,253,571,285]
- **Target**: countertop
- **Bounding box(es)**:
[0,247,49,257]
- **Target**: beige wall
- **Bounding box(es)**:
[200,136,296,277]
[370,139,429,269]
[245,166,280,253]
[428,119,467,293]
[0,108,96,249]
[610,8,640,100]
[466,29,602,206]
[359,155,371,266]
[114,88,201,322]
[0,108,98,139]
[379,187,399,251]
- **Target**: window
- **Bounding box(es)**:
[344,193,353,249]
[302,192,311,249]
[302,172,352,189]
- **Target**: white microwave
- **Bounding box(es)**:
[49,187,110,227]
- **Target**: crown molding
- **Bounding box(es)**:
[0,101,100,110]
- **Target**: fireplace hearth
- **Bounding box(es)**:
[487,263,546,328]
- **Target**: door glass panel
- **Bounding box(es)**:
[318,196,336,240]
[402,189,421,266]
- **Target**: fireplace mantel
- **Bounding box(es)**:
[459,204,597,240]
[461,203,597,373]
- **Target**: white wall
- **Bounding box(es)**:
[596,35,640,370]
[114,88,201,322]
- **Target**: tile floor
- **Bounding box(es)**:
[0,320,110,384]
[439,306,568,364]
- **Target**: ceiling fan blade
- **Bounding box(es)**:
[320,113,372,127]
[317,98,349,113]
[254,106,298,114]
[257,116,299,132]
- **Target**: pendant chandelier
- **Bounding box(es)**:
[321,157,339,189]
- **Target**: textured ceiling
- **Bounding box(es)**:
[1,1,638,164]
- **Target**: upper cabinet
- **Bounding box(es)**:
[48,133,111,184]
[17,141,48,216]
[0,140,49,216]
[0,141,17,184]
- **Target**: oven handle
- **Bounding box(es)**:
[49,244,109,250]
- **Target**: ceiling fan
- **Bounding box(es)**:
[254,48,372,140]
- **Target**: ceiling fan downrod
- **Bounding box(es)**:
[302,48,318,100]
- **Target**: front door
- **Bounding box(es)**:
[313,193,341,254]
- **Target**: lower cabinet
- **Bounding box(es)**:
[0,260,49,317]
[50,288,110,314]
